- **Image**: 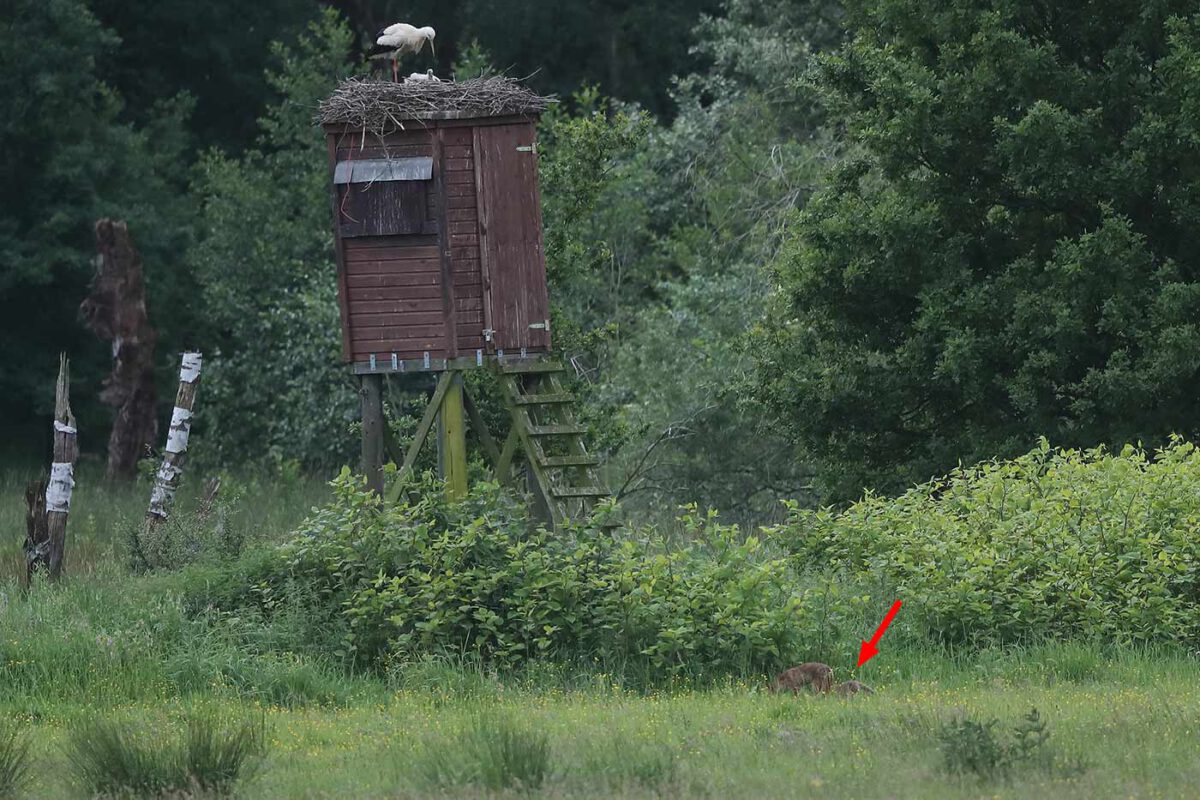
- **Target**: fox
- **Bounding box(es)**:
[834,679,874,697]
[769,662,834,695]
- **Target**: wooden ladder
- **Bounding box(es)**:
[495,360,612,527]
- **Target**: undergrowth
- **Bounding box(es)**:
[937,707,1087,783]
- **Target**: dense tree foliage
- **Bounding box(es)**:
[9,0,1200,516]
[755,0,1200,500]
[569,0,844,519]
[187,11,358,470]
[0,0,195,454]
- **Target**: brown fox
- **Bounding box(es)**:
[769,662,834,695]
[834,679,874,697]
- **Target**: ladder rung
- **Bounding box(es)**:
[500,361,565,374]
[552,487,611,498]
[539,455,601,467]
[528,424,588,436]
[513,393,574,405]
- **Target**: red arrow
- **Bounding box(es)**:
[857,600,902,667]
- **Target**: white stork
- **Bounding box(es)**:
[374,23,436,82]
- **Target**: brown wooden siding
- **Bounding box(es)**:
[440,127,486,353]
[343,235,446,362]
[474,122,550,352]
[324,117,546,367]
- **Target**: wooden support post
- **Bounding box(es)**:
[146,352,202,524]
[440,372,469,501]
[25,354,77,583]
[360,374,386,496]
[385,373,453,503]
[496,428,520,486]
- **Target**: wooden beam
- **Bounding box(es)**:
[463,385,502,468]
[495,428,520,486]
[386,372,453,503]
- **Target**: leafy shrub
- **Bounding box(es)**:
[415,714,550,790]
[771,440,1200,646]
[126,492,246,574]
[938,708,1079,783]
[193,470,853,680]
[0,719,32,797]
[67,713,266,796]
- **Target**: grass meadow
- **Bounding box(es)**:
[3,463,1200,798]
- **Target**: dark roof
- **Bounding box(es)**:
[318,77,554,133]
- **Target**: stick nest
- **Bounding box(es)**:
[318,77,553,132]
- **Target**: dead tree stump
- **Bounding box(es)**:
[24,355,78,583]
[80,219,158,480]
[146,352,202,525]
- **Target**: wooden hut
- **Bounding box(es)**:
[318,77,610,523]
[318,77,554,372]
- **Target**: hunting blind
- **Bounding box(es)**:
[319,78,611,526]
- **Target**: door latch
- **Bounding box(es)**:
[482,328,494,342]
[528,320,550,331]
[516,144,539,154]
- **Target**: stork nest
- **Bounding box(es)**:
[318,77,553,132]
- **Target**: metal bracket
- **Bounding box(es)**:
[391,353,399,371]
[423,351,431,370]
[528,320,549,331]
[482,328,495,342]
[516,144,539,154]
[476,349,484,367]
[369,353,377,371]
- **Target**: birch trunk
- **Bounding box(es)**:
[146,352,202,524]
[24,355,78,582]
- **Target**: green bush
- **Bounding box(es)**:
[192,470,855,680]
[937,707,1082,783]
[771,440,1200,646]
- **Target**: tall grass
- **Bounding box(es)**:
[0,720,32,798]
[415,713,551,790]
[66,713,266,796]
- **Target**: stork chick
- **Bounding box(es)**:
[374,23,436,82]
[407,69,440,82]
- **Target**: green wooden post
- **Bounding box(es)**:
[440,371,469,500]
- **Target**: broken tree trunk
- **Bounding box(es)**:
[24,355,78,583]
[146,352,202,525]
[22,477,48,589]
[80,219,159,480]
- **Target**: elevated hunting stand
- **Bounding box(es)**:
[319,77,610,526]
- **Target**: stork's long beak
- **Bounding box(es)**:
[429,39,436,59]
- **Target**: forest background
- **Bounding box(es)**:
[5,0,1200,522]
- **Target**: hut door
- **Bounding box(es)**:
[474,124,550,353]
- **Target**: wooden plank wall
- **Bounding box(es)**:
[344,235,446,360]
[441,127,486,354]
[473,122,550,353]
